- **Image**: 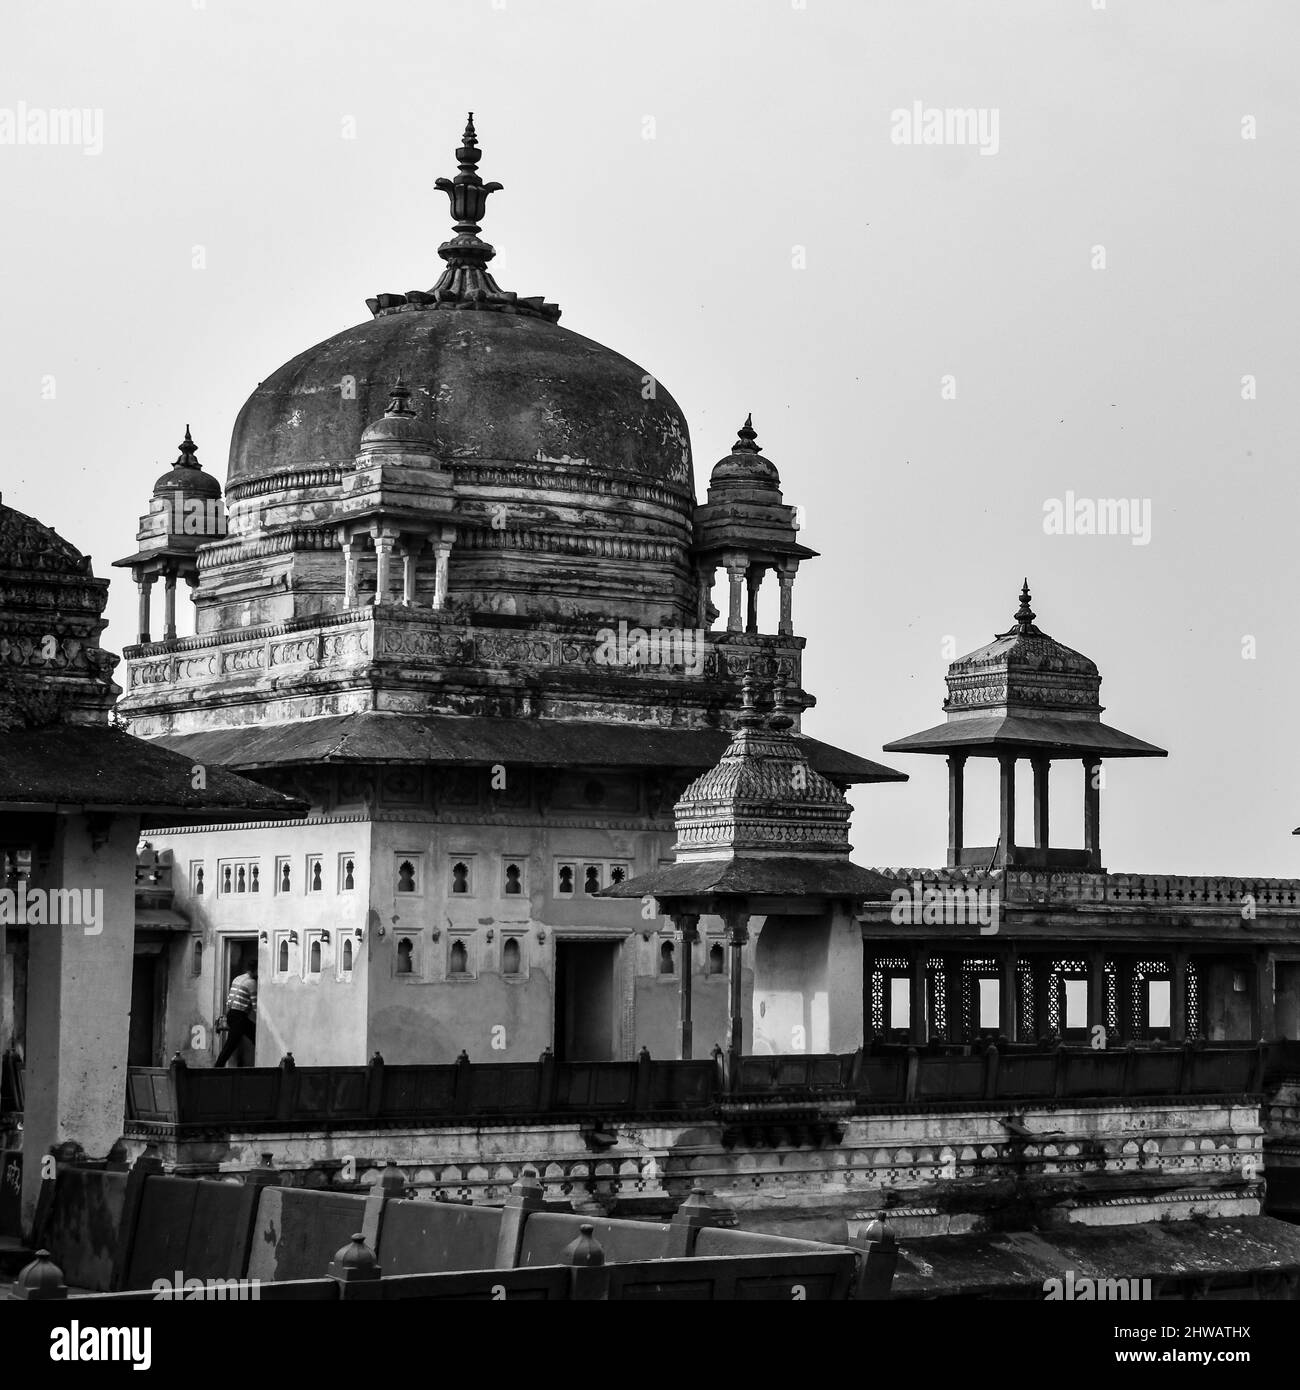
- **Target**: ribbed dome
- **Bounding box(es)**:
[674,677,853,859]
[943,582,1102,717]
[227,310,692,495]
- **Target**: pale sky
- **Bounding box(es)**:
[3,0,1297,875]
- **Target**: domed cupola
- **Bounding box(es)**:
[692,416,816,637]
[336,378,457,611]
[884,582,1166,873]
[152,426,222,501]
[356,378,437,453]
[114,426,227,644]
[204,114,699,634]
[706,414,782,492]
[674,675,852,861]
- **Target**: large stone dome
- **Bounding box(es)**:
[226,310,693,496]
[190,115,702,636]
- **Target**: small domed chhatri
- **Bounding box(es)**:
[152,426,222,501]
[885,582,1165,873]
[692,415,816,638]
[356,378,437,453]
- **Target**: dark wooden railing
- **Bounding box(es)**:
[123,1041,1287,1135]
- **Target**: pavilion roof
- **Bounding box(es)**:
[0,724,307,820]
[145,711,906,784]
[600,855,896,902]
[883,714,1166,759]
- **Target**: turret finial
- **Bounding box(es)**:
[733,414,761,454]
[435,112,503,244]
[1014,579,1036,634]
[384,376,415,418]
[176,425,200,469]
[368,113,559,323]
[768,679,795,733]
[737,669,766,730]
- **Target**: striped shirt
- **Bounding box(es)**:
[226,973,257,1015]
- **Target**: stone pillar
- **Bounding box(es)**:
[135,573,155,645]
[697,566,717,630]
[1083,759,1102,871]
[861,942,875,1043]
[162,570,178,641]
[372,531,396,606]
[432,540,453,612]
[721,902,750,1072]
[998,753,1017,867]
[1000,946,1018,1043]
[1032,755,1050,851]
[724,559,747,634]
[1088,948,1107,1037]
[745,565,764,635]
[400,542,420,607]
[22,813,139,1229]
[776,563,797,637]
[673,914,700,1060]
[947,754,966,868]
[1253,952,1276,1041]
[341,540,360,609]
[909,945,927,1045]
[1171,949,1188,1042]
[1115,957,1134,1043]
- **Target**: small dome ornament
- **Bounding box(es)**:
[357,375,436,453]
[152,425,222,500]
[1013,578,1037,635]
[708,413,781,489]
[733,413,761,454]
[329,1232,381,1283]
[12,1249,68,1300]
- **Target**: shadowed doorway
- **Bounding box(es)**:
[553,939,620,1060]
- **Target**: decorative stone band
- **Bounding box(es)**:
[0,634,107,673]
[199,526,692,573]
[456,527,684,564]
[866,867,1300,911]
[0,582,106,614]
[456,465,694,511]
[122,614,804,693]
[225,466,346,504]
[945,674,1102,713]
[366,287,561,323]
[675,816,852,853]
[197,528,341,570]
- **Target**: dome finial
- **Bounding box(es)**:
[1014,578,1036,634]
[737,668,766,730]
[176,425,200,469]
[435,113,502,242]
[370,113,559,322]
[384,376,414,418]
[733,414,761,454]
[768,679,795,733]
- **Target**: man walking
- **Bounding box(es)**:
[214,962,257,1067]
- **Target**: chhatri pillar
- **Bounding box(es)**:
[673,912,701,1059]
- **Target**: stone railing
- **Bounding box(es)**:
[124,1043,1275,1136]
[868,867,1300,912]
